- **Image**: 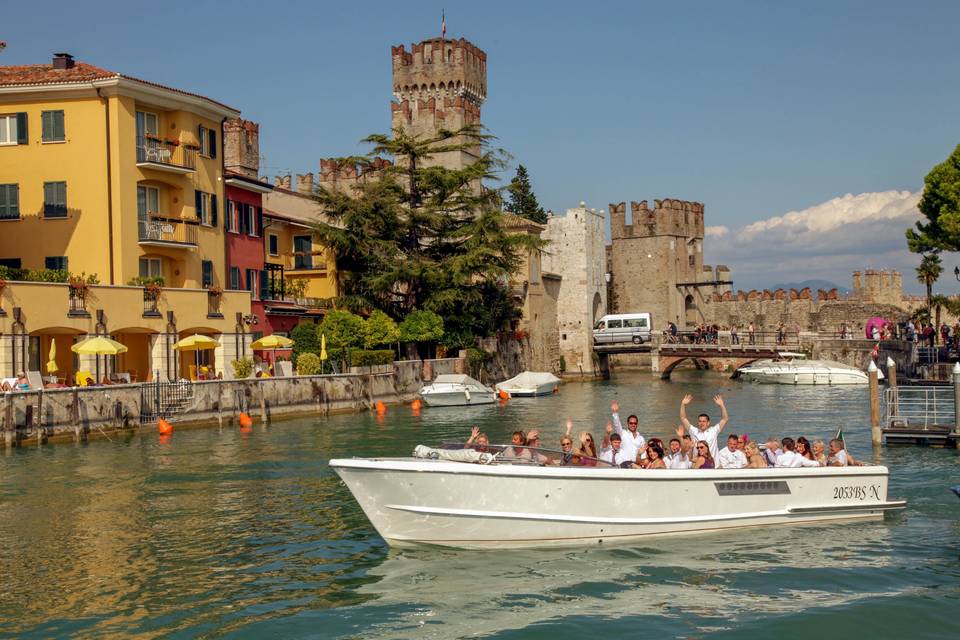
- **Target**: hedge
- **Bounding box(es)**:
[350,349,395,367]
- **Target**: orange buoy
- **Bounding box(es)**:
[375,401,387,414]
[498,389,510,400]
[158,419,174,436]
[411,398,422,410]
[239,412,253,428]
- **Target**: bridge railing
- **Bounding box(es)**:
[883,385,955,428]
[661,330,800,348]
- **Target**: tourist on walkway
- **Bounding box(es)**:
[678,394,729,459]
[731,325,739,345]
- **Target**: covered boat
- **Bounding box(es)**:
[736,354,871,385]
[419,374,497,407]
[495,371,561,397]
[329,445,905,549]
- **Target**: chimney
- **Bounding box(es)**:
[52,53,75,70]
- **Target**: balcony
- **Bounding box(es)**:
[138,216,198,248]
[136,138,197,174]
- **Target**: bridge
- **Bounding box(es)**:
[593,333,796,380]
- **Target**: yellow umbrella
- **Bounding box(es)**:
[320,333,328,374]
[251,334,294,373]
[46,338,58,374]
[71,336,128,382]
[174,334,219,380]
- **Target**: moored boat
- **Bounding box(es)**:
[419,374,497,407]
[495,371,561,397]
[736,354,870,385]
[330,445,905,549]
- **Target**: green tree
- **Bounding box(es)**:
[398,309,444,343]
[290,322,319,364]
[930,294,950,330]
[312,126,543,344]
[505,164,547,224]
[906,143,960,253]
[363,310,400,349]
[318,309,364,370]
[916,253,943,313]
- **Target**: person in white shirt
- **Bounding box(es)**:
[775,437,820,468]
[763,437,781,467]
[599,431,630,467]
[610,401,645,461]
[716,433,748,469]
[664,437,692,469]
[678,394,729,460]
[827,439,863,466]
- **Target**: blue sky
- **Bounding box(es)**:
[3,1,959,292]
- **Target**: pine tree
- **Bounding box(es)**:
[506,164,547,224]
[312,126,542,344]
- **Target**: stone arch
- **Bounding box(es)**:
[592,291,603,325]
[684,294,698,327]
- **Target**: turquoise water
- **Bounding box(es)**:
[1,371,959,638]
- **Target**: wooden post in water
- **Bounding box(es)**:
[4,395,13,448]
[953,362,960,449]
[869,361,881,446]
[886,357,898,417]
[259,381,268,425]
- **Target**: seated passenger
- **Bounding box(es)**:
[812,439,828,466]
[503,431,531,459]
[599,432,630,467]
[664,437,692,469]
[524,430,549,464]
[692,441,715,469]
[827,439,863,466]
[464,426,490,453]
[775,437,820,468]
[717,433,748,469]
[557,434,576,465]
[796,436,815,461]
[576,431,598,466]
[744,441,767,468]
[643,442,666,469]
[763,437,782,466]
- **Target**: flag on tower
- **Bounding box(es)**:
[442,10,446,39]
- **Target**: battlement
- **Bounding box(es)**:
[392,37,486,106]
[316,157,394,195]
[223,117,260,179]
[608,198,705,239]
[852,269,902,305]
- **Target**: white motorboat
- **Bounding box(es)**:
[495,371,561,397]
[419,374,497,407]
[330,446,905,549]
[736,354,870,385]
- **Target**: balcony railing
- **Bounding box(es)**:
[136,138,197,172]
[138,217,198,246]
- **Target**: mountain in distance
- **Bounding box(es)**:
[767,279,851,295]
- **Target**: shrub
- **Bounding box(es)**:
[296,352,322,375]
[291,322,320,364]
[350,349,395,367]
[319,309,365,349]
[231,358,253,379]
[363,310,399,348]
[398,310,444,343]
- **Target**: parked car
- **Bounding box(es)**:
[593,313,653,344]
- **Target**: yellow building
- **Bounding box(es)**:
[0,53,252,380]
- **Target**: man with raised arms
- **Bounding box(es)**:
[610,401,645,461]
[678,394,729,460]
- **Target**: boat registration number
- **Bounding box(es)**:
[833,484,881,501]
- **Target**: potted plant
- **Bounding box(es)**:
[164,138,180,147]
[183,142,201,151]
[68,275,89,299]
[207,285,224,297]
[144,132,162,143]
[144,281,163,301]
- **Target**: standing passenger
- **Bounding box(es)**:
[599,432,629,467]
[610,401,645,461]
[678,394,729,459]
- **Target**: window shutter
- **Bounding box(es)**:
[198,125,205,154]
[209,129,217,159]
[195,190,202,219]
[202,260,213,288]
[210,194,218,227]
[224,200,231,230]
[260,268,269,300]
[16,113,27,144]
[256,207,264,236]
[54,111,65,141]
[41,112,52,141]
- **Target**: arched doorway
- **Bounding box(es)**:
[592,292,603,325]
[684,294,698,327]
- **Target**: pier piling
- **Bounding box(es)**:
[886,357,898,416]
[869,361,881,446]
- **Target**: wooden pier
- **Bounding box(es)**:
[879,360,960,447]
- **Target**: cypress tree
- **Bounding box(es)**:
[506,164,547,224]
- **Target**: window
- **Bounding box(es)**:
[688,255,695,267]
[293,235,312,269]
[248,205,260,237]
[0,113,26,145]
[268,234,279,256]
[138,185,160,215]
[0,258,22,269]
[0,184,19,219]
[41,110,65,142]
[201,260,213,288]
[246,268,259,300]
[195,191,217,226]
[230,266,241,290]
[607,319,623,329]
[227,201,239,233]
[198,124,217,158]
[43,181,67,218]
[45,256,68,271]
[139,258,162,278]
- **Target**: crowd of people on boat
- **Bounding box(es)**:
[464,394,863,469]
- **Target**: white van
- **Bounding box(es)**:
[593,313,653,345]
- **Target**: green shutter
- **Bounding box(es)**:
[256,207,263,236]
[194,190,202,219]
[41,112,52,142]
[260,268,269,300]
[54,111,65,141]
[209,129,217,159]
[210,194,218,227]
[202,260,213,288]
[16,113,27,144]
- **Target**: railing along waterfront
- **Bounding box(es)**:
[138,217,199,245]
[883,385,956,428]
[136,138,197,170]
[663,330,800,347]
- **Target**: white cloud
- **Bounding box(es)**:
[702,190,956,294]
[705,225,729,237]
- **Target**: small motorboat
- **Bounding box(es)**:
[736,353,870,385]
[419,374,497,407]
[330,443,905,549]
[495,371,561,397]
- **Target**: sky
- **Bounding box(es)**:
[3,1,959,293]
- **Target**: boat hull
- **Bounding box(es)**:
[330,459,903,549]
[496,383,557,397]
[420,390,497,406]
[739,369,868,385]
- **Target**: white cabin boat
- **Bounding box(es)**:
[737,354,870,385]
[495,371,561,397]
[419,374,497,407]
[330,446,904,549]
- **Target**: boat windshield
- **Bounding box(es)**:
[437,442,613,467]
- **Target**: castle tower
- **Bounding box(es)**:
[223,118,260,179]
[391,37,487,170]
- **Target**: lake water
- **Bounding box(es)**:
[1,371,959,638]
